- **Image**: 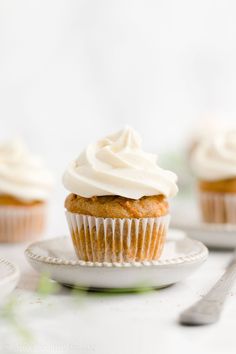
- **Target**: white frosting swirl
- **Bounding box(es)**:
[63,127,178,199]
[0,140,53,201]
[191,130,236,180]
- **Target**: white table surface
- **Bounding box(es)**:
[1,204,236,354]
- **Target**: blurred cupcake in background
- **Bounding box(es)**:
[63,127,178,263]
[0,140,53,242]
[160,118,230,200]
[191,130,236,224]
[187,117,228,159]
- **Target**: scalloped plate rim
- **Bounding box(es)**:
[24,231,208,290]
[25,233,208,268]
[172,221,236,249]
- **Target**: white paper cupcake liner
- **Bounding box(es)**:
[199,191,236,224]
[66,212,170,262]
[0,205,47,243]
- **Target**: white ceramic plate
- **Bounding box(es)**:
[0,258,20,301]
[172,199,236,249]
[25,230,208,291]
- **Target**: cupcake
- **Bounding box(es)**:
[63,127,178,262]
[0,140,53,242]
[191,130,236,224]
[187,118,230,159]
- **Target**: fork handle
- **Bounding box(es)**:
[179,263,236,325]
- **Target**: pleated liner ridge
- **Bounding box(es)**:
[0,205,46,243]
[199,191,236,224]
[66,211,170,263]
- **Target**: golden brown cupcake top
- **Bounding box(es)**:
[199,178,236,194]
[0,195,44,207]
[65,193,168,218]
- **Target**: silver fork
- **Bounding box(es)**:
[179,249,236,325]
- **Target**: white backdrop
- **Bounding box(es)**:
[1,0,236,234]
